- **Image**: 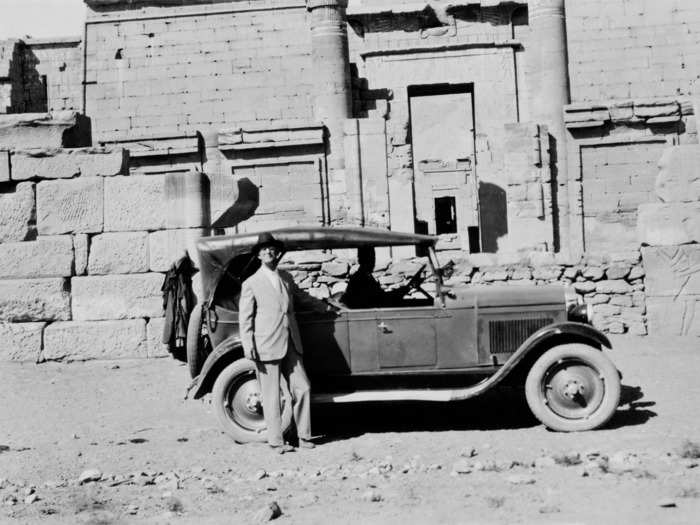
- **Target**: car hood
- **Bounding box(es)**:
[442,284,567,308]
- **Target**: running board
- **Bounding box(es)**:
[311,379,491,404]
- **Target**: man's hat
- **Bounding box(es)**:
[252,232,284,255]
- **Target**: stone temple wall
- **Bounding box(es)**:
[83,0,315,143]
[566,0,700,102]
[0,112,209,362]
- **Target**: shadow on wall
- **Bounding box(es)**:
[211,177,260,229]
[8,42,47,113]
[479,182,507,253]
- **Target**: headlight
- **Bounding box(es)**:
[568,302,593,324]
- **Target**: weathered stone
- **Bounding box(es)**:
[593,303,621,316]
[88,232,149,275]
[331,281,347,296]
[596,280,632,294]
[588,294,610,305]
[146,317,169,358]
[632,291,646,307]
[655,145,700,203]
[507,474,536,485]
[78,469,102,485]
[104,175,166,232]
[72,274,164,321]
[148,228,206,273]
[379,274,403,286]
[0,182,35,242]
[532,266,563,280]
[0,322,46,361]
[634,102,679,118]
[627,322,647,336]
[251,501,282,522]
[628,265,645,280]
[43,320,147,361]
[37,177,104,234]
[609,251,640,264]
[510,267,532,280]
[573,281,597,293]
[642,246,700,297]
[637,202,700,246]
[321,261,349,278]
[281,251,335,265]
[610,295,633,307]
[10,148,127,181]
[0,278,71,321]
[619,308,644,323]
[466,253,498,268]
[583,266,605,281]
[308,284,330,299]
[164,171,209,228]
[0,150,9,181]
[563,266,581,279]
[647,296,700,337]
[482,268,509,281]
[604,263,630,280]
[73,234,88,275]
[0,112,90,149]
[0,237,73,278]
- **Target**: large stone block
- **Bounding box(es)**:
[0,112,91,149]
[164,171,210,228]
[149,228,206,272]
[10,148,127,181]
[88,231,149,275]
[0,278,71,322]
[656,145,700,203]
[0,322,46,361]
[74,234,88,275]
[642,245,700,297]
[42,320,148,360]
[72,273,164,321]
[0,236,73,278]
[104,175,166,232]
[36,177,104,234]
[647,296,700,337]
[637,202,700,246]
[146,317,169,358]
[0,150,9,182]
[0,182,35,242]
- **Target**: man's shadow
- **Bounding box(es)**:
[311,384,656,443]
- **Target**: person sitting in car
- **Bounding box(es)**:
[342,247,410,309]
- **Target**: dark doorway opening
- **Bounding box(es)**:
[434,196,457,234]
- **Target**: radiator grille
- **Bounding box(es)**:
[489,318,553,354]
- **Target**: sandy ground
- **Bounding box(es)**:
[1,335,699,524]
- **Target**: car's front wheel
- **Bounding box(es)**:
[212,359,293,443]
[525,344,621,431]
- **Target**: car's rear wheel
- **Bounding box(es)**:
[212,359,293,443]
[525,344,620,431]
[186,305,211,378]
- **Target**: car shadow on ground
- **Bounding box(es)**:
[311,384,657,444]
[312,388,539,443]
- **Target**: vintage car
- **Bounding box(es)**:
[186,226,621,442]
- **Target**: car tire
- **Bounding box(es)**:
[212,359,293,443]
[525,344,621,432]
[186,305,209,379]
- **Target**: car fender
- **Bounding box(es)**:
[420,322,610,402]
[494,321,611,380]
[187,336,244,400]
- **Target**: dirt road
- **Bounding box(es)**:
[1,335,699,524]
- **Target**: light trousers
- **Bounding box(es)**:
[255,340,311,446]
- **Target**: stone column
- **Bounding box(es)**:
[528,0,571,254]
[307,0,352,169]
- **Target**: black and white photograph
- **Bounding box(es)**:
[0,0,699,523]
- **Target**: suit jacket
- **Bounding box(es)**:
[239,267,323,362]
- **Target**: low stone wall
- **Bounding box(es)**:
[278,248,647,336]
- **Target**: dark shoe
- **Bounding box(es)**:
[270,444,295,454]
[298,439,315,449]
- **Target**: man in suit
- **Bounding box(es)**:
[239,232,332,453]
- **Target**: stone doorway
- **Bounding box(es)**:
[408,84,480,252]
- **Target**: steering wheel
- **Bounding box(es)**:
[404,264,431,299]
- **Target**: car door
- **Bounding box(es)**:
[297,310,350,376]
[373,305,438,369]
